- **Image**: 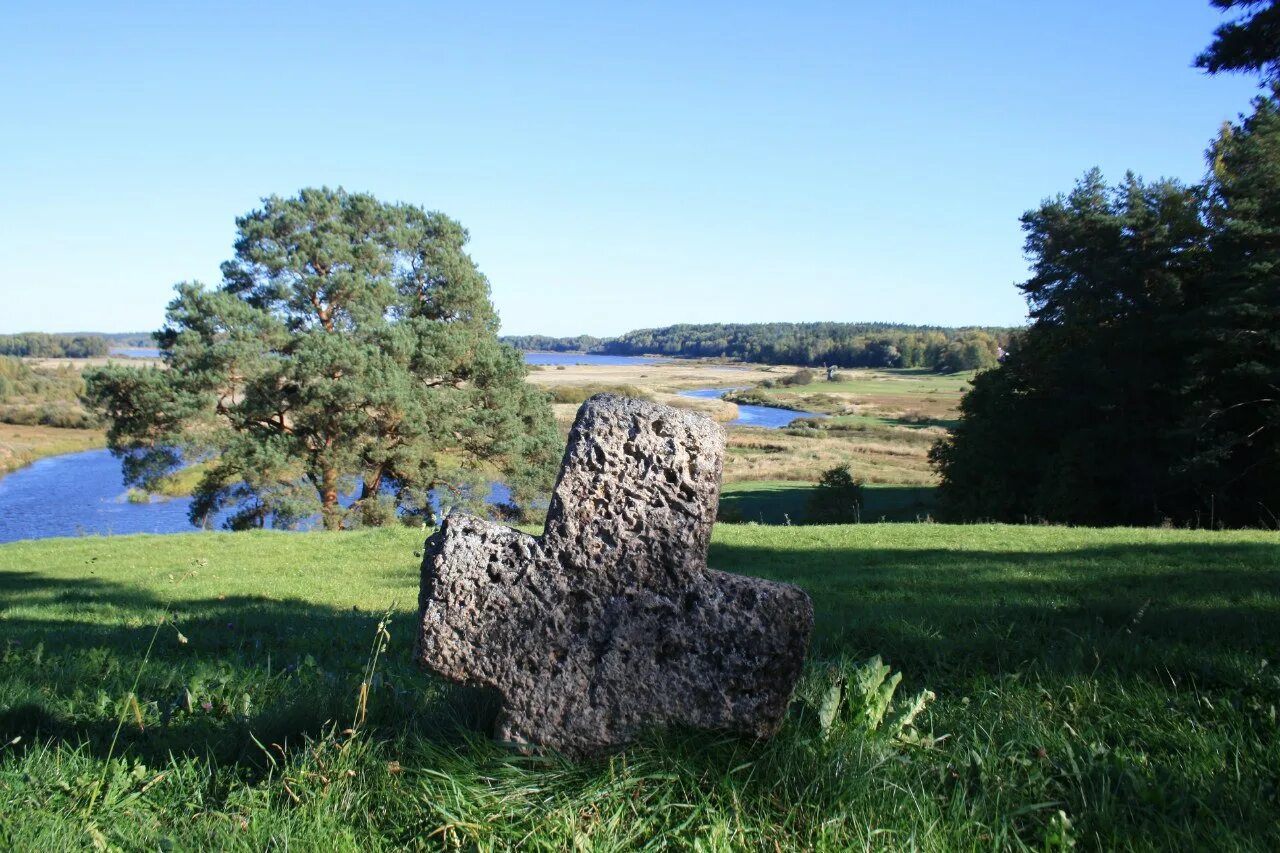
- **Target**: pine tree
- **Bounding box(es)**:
[87,188,560,531]
[931,172,1209,524]
[1182,95,1280,525]
[1196,1,1280,82]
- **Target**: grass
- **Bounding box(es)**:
[545,383,655,405]
[145,462,211,498]
[753,368,975,423]
[724,423,940,485]
[0,422,105,477]
[1,524,1278,849]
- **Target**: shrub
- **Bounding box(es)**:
[807,464,864,523]
[780,368,816,386]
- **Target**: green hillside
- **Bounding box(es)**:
[1,524,1278,849]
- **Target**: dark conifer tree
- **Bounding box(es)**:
[1196,1,1280,81]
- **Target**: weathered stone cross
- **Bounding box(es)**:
[415,394,813,754]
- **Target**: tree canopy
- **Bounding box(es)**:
[1196,0,1280,81]
[931,172,1212,524]
[86,188,560,531]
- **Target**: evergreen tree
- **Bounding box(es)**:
[931,172,1209,524]
[86,188,560,530]
[1181,94,1280,525]
[934,3,1280,527]
[1197,1,1280,81]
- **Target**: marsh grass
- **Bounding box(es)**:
[0,423,105,477]
[1,525,1278,849]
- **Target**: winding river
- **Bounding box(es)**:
[677,387,826,429]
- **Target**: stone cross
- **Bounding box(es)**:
[415,394,813,754]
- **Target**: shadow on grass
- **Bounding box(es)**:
[718,484,937,524]
[2,538,1278,772]
[709,539,1280,693]
[0,571,499,770]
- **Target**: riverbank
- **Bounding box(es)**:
[0,423,105,478]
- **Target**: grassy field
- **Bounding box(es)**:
[531,362,970,486]
[745,367,974,423]
[0,423,105,477]
[1,524,1277,849]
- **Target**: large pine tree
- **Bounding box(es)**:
[1181,95,1280,525]
[87,188,560,530]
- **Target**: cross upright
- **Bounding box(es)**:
[415,393,814,754]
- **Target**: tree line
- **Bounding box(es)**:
[0,333,109,358]
[504,323,1016,372]
[933,0,1280,528]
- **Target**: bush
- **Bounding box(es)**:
[780,368,816,386]
[807,464,864,523]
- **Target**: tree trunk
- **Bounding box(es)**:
[358,464,385,526]
[321,466,342,530]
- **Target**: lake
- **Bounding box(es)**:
[108,346,164,359]
[0,449,197,543]
[111,347,670,367]
[678,388,827,429]
[0,448,511,544]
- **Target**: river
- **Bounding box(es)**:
[677,388,826,429]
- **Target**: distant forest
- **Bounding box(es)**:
[502,323,1019,372]
[0,333,110,358]
[0,332,153,358]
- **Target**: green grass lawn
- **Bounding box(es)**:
[2,525,1278,849]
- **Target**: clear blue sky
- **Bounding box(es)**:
[0,1,1261,337]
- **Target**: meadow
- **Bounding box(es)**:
[0,423,105,477]
[528,361,965,487]
[2,524,1277,850]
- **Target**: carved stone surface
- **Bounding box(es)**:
[415,393,814,754]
